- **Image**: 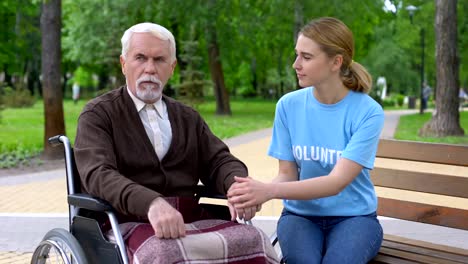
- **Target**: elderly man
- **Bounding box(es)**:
[74,23,279,263]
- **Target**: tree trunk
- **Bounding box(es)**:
[251,58,257,95]
[207,26,231,116]
[41,0,65,159]
[293,0,303,90]
[419,0,464,137]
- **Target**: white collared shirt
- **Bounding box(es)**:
[127,87,172,160]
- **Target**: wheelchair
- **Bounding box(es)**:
[30,135,253,264]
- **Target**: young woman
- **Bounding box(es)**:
[228,17,384,264]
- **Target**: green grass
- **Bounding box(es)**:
[196,99,275,139]
[2,97,467,168]
[0,98,276,153]
[394,111,468,144]
[0,100,85,153]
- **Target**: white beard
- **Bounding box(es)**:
[135,76,164,102]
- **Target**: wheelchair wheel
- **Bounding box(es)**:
[31,228,88,264]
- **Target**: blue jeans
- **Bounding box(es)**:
[277,209,383,264]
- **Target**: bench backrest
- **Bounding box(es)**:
[371,139,468,231]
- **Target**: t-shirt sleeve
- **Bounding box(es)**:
[341,105,384,169]
[268,98,295,161]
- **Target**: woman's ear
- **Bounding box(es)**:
[332,55,343,72]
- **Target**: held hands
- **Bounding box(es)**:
[227,200,261,221]
[227,179,262,221]
[227,176,271,213]
[147,197,186,239]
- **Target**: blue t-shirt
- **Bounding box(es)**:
[268,87,384,216]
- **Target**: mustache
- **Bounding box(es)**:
[136,75,163,88]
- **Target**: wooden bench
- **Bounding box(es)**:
[369,139,468,264]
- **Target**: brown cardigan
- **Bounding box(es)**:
[74,86,248,220]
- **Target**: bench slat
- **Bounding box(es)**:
[377,139,468,166]
[371,254,417,264]
[377,247,463,264]
[381,240,468,263]
[377,197,468,230]
[383,234,468,257]
[371,168,468,198]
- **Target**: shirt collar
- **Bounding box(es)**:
[127,86,145,112]
[126,86,164,116]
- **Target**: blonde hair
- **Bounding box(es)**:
[300,17,372,93]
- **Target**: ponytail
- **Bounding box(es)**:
[341,61,372,93]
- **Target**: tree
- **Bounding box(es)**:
[0,0,41,94]
[41,0,65,159]
[420,0,464,137]
[458,0,468,87]
[176,25,205,107]
[206,19,231,115]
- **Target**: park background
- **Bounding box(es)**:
[0,1,468,263]
[0,0,467,169]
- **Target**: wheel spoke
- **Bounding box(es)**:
[30,229,86,264]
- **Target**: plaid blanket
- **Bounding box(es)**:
[106,197,279,264]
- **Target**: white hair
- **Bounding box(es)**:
[121,22,176,62]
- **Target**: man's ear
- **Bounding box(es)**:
[120,55,126,75]
[170,59,177,75]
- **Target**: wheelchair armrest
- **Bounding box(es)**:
[196,185,226,200]
[68,193,114,212]
[48,134,65,147]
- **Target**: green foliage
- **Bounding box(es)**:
[1,1,466,144]
[0,0,41,76]
[363,0,437,98]
[364,24,419,96]
[234,62,255,98]
[1,86,36,108]
[72,66,95,87]
[60,0,386,100]
[382,97,396,108]
[459,0,468,87]
[0,144,40,169]
[175,29,206,107]
[0,91,3,123]
[395,94,405,107]
[2,0,466,102]
[380,94,406,108]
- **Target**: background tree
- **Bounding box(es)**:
[458,0,468,88]
[420,0,464,137]
[2,0,467,157]
[176,25,205,108]
[0,0,41,95]
[41,0,65,159]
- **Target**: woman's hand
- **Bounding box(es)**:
[227,176,273,209]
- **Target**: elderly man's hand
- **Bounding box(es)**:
[227,180,262,221]
[147,197,186,239]
[227,201,262,221]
